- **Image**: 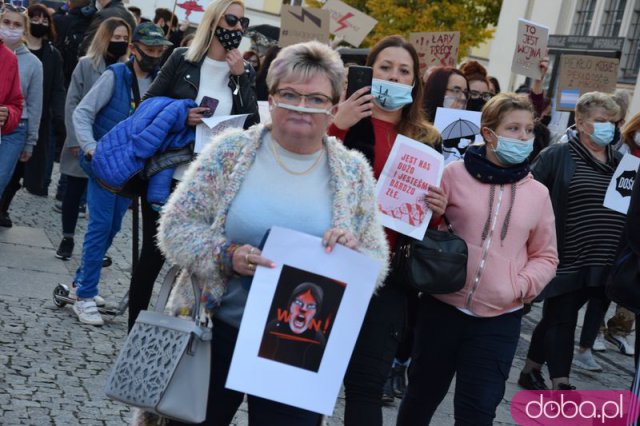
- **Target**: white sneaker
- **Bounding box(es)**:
[593,334,607,352]
[73,299,104,326]
[573,349,603,372]
[605,333,635,356]
[69,285,105,307]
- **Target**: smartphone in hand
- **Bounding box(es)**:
[199,96,219,118]
[346,65,373,99]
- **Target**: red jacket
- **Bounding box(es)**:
[0,41,23,134]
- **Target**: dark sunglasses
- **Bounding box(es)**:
[223,13,249,31]
[1,4,27,13]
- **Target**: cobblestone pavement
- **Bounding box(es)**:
[0,165,635,425]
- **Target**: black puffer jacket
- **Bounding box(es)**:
[143,47,260,128]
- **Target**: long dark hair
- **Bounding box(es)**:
[423,66,468,122]
[365,35,439,146]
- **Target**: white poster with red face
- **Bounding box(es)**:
[226,226,381,415]
[375,135,444,239]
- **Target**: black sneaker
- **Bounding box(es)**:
[556,383,576,390]
[55,237,74,260]
[0,212,12,228]
[382,373,395,405]
[102,255,112,268]
[518,369,549,390]
[391,365,408,398]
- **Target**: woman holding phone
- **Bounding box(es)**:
[127,0,259,332]
[328,35,444,425]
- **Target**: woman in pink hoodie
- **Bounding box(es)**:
[397,92,558,426]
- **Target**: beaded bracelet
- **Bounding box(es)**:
[218,242,240,276]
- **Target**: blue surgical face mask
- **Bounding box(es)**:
[590,121,615,146]
[370,78,413,111]
[490,130,534,165]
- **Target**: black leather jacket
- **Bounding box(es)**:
[143,47,260,128]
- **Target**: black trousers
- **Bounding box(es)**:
[527,285,606,378]
[61,175,88,236]
[397,295,522,426]
[128,198,165,331]
[167,319,321,426]
[343,282,407,426]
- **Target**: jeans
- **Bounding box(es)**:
[527,285,606,379]
[128,198,165,331]
[397,295,522,426]
[74,176,130,299]
[62,175,88,236]
[167,319,321,426]
[343,282,407,426]
[0,120,27,196]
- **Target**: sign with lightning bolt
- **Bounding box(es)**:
[279,6,330,47]
[322,0,377,47]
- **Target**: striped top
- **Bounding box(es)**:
[557,139,626,273]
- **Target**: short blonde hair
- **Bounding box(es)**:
[185,0,243,63]
[86,17,131,68]
[575,91,620,120]
[266,41,345,103]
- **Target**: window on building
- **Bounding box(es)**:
[572,0,597,35]
[601,0,628,36]
[621,0,640,82]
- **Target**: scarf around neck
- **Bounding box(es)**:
[463,145,530,184]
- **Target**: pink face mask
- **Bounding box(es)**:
[0,27,24,46]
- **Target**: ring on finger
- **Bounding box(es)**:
[249,247,255,255]
[248,263,255,271]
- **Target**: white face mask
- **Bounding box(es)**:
[271,101,333,116]
[634,131,640,147]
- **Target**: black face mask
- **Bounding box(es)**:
[540,115,552,127]
[214,26,243,51]
[135,47,161,73]
[107,41,128,58]
[30,23,49,39]
[466,98,486,112]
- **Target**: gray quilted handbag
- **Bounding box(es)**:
[104,266,211,423]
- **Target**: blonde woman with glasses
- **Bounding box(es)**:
[132,41,388,426]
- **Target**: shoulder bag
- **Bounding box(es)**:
[104,266,211,423]
[393,216,468,294]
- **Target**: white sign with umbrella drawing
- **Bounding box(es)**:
[433,107,482,164]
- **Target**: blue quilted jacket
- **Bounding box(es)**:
[92,96,196,205]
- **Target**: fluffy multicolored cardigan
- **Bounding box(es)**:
[157,123,389,320]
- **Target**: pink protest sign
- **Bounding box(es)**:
[375,135,444,239]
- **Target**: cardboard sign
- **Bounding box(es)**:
[409,31,460,73]
[604,154,640,214]
[375,135,444,239]
[322,0,377,47]
[227,227,380,415]
[511,18,549,80]
[556,55,619,111]
[279,6,330,47]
